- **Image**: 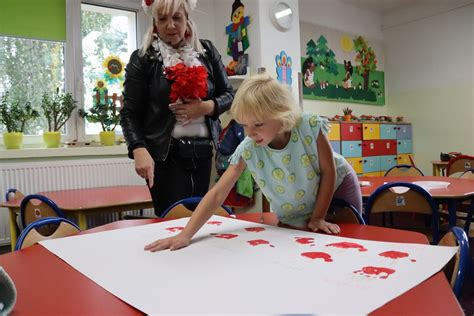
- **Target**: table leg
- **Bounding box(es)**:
[433,165,439,176]
[8,208,18,252]
[77,213,88,230]
[448,200,457,228]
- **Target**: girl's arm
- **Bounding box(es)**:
[144,158,247,252]
[308,130,340,234]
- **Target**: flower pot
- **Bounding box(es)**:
[343,114,352,122]
[43,131,61,148]
[99,131,116,146]
[3,132,23,149]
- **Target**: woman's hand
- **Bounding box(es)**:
[144,233,191,252]
[308,218,341,234]
[133,148,154,188]
[169,99,214,125]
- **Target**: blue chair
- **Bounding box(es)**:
[326,198,365,224]
[15,217,80,251]
[384,164,424,177]
[438,226,469,299]
[5,188,24,202]
[20,194,66,229]
[365,182,440,244]
[161,196,233,219]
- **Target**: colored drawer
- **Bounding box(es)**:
[328,122,340,140]
[340,123,362,141]
[380,124,398,139]
[362,123,380,140]
[341,141,362,158]
[330,141,341,154]
[397,139,412,154]
[345,157,363,174]
[397,154,412,165]
[396,124,412,139]
[363,156,381,173]
[378,139,397,155]
[380,155,398,171]
[362,140,380,157]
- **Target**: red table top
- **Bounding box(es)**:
[0,213,462,315]
[359,175,474,199]
[0,185,152,211]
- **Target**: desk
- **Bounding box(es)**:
[0,213,463,315]
[0,185,152,250]
[359,176,474,227]
[431,160,449,176]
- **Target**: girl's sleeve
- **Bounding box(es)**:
[308,114,330,136]
[228,140,247,165]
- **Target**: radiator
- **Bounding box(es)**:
[0,157,154,245]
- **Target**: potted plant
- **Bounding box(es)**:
[78,93,120,146]
[0,92,40,149]
[40,88,77,148]
[342,107,353,122]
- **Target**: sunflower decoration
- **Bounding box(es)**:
[93,80,109,107]
[102,55,125,84]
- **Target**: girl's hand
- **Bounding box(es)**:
[308,218,341,234]
[133,148,155,188]
[144,233,191,252]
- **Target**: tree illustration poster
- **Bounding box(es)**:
[300,22,385,105]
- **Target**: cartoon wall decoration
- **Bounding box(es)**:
[275,50,292,88]
[225,0,250,76]
[300,23,385,105]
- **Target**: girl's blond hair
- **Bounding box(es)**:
[139,0,202,57]
[231,74,301,131]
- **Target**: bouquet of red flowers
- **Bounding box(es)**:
[166,63,208,103]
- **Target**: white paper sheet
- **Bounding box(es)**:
[40,216,457,315]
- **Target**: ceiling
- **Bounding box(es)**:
[337,0,419,14]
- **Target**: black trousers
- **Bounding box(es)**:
[148,139,213,217]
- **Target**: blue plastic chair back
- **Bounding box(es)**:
[365,182,440,243]
[449,226,469,298]
[15,217,80,251]
[20,194,66,229]
[160,196,233,218]
[5,188,23,202]
[384,164,424,176]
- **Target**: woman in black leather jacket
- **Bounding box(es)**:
[121,0,234,216]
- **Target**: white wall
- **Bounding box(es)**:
[383,3,474,174]
[298,0,388,117]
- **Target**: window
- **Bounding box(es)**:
[0,37,65,136]
[81,4,137,135]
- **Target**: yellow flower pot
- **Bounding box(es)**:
[43,131,61,148]
[3,132,23,149]
[99,131,116,146]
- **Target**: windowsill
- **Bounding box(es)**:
[0,143,128,161]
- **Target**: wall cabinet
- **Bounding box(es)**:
[328,121,413,176]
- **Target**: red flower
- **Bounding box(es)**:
[166,63,208,103]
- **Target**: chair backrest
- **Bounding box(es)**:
[460,168,474,180]
[384,164,424,177]
[365,182,440,243]
[15,217,80,250]
[326,198,365,224]
[5,188,24,202]
[447,155,474,177]
[438,226,469,299]
[20,194,66,229]
[161,197,233,219]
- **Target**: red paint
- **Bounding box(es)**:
[207,221,222,225]
[353,266,396,279]
[245,227,266,232]
[211,233,238,239]
[379,250,409,259]
[411,259,416,262]
[326,242,368,252]
[247,239,274,247]
[165,227,184,232]
[301,252,333,262]
[295,237,315,245]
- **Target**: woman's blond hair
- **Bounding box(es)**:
[139,0,202,57]
[231,74,301,131]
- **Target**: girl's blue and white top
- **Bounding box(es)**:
[230,113,352,227]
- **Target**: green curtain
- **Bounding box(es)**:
[0,0,66,41]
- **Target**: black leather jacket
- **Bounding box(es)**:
[120,39,234,161]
